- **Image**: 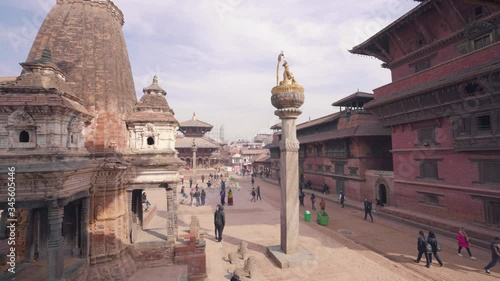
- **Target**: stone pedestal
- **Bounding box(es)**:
[48,204,64,281]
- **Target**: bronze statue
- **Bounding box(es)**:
[276,51,297,86]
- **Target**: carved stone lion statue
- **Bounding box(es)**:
[228,241,249,264]
[233,256,256,279]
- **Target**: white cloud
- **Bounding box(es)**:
[0,0,419,141]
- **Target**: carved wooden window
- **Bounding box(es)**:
[476,114,491,133]
[455,117,471,136]
[480,162,500,184]
[349,167,358,176]
[414,59,431,73]
[324,165,331,173]
[485,200,500,226]
[19,131,30,142]
[419,160,439,179]
[317,164,323,172]
[417,127,435,146]
[472,34,492,50]
[420,193,440,206]
[465,83,483,96]
[334,162,345,175]
[307,164,313,171]
[497,112,500,134]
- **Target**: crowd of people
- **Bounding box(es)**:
[174,173,500,278]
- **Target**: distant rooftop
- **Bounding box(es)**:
[179,113,213,128]
[331,91,373,107]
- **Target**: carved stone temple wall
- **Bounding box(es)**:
[0,0,184,280]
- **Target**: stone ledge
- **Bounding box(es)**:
[266,245,316,269]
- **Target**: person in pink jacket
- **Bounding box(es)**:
[457,227,476,259]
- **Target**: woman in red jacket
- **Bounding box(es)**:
[457,227,476,259]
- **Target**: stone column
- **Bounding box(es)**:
[271,82,304,255]
[48,203,64,281]
[126,190,135,243]
[81,197,90,258]
[0,210,8,239]
[166,187,175,236]
[191,144,197,171]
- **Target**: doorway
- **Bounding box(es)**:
[378,184,388,205]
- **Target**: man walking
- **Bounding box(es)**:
[311,193,316,210]
[256,185,261,201]
[484,237,500,274]
[415,230,430,267]
[214,205,225,242]
[299,191,305,206]
[201,174,205,183]
[364,199,373,222]
[251,177,255,186]
[339,191,345,208]
[319,198,326,211]
[427,231,443,267]
[250,187,256,202]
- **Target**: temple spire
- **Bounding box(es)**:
[192,112,196,121]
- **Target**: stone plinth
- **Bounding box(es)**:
[266,245,316,269]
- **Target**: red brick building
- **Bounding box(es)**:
[268,92,392,202]
[351,1,500,227]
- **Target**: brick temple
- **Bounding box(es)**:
[0,1,205,280]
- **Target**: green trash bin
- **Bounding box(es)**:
[304,210,311,222]
[317,210,329,226]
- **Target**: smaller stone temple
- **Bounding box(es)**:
[176,113,221,169]
[125,75,184,243]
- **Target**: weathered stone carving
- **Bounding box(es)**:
[234,256,256,279]
[228,241,249,264]
[8,109,36,126]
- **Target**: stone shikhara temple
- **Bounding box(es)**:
[0,0,204,280]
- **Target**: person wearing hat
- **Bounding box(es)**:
[484,237,500,274]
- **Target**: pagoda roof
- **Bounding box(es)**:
[0,76,17,85]
[270,122,281,130]
[175,136,220,149]
[365,57,500,109]
[296,112,341,131]
[240,149,269,155]
[179,113,213,128]
[350,1,432,61]
[297,122,390,144]
[252,153,270,163]
[332,91,374,107]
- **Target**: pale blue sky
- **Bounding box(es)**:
[0,0,418,141]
